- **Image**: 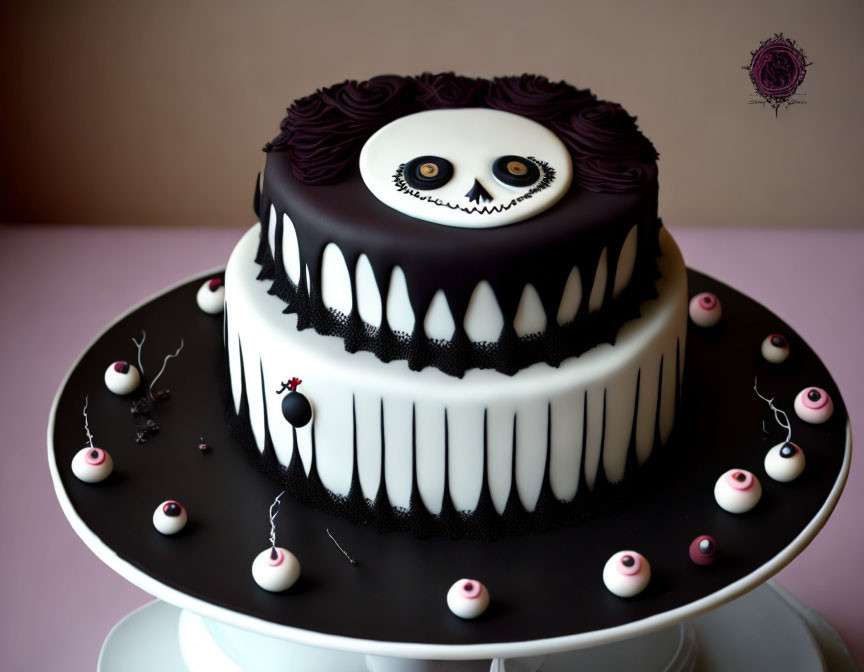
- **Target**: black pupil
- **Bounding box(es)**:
[808,389,821,402]
[771,335,786,347]
[90,449,99,458]
[165,503,180,516]
[736,473,746,481]
[699,539,714,553]
[403,156,453,191]
[493,155,540,187]
[622,555,635,567]
[780,443,796,457]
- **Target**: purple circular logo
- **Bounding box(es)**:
[744,34,810,115]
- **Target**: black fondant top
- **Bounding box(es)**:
[256,73,661,377]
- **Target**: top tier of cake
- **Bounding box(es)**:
[255,74,660,378]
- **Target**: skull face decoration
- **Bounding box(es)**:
[359,108,573,228]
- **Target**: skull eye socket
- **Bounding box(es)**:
[493,155,540,187]
[404,156,453,190]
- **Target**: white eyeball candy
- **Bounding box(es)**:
[104,361,140,395]
[197,278,225,314]
[794,387,834,424]
[252,547,301,592]
[71,447,113,483]
[446,579,490,619]
[764,442,805,482]
[714,469,762,513]
[761,333,790,364]
[603,551,651,598]
[689,292,722,327]
[153,500,187,535]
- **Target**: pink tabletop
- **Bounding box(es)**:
[0,224,861,670]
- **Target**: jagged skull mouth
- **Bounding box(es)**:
[391,158,557,216]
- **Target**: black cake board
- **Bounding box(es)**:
[48,269,850,660]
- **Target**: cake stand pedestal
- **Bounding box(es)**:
[97,581,857,672]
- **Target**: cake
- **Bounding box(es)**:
[222,74,688,539]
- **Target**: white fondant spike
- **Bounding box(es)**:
[386,266,415,335]
[320,243,353,315]
[424,290,456,341]
[464,281,504,343]
[355,254,383,328]
[514,402,548,511]
[355,394,383,500]
[557,267,582,326]
[282,213,301,284]
[382,396,413,509]
[267,205,277,258]
[589,248,608,313]
[550,390,584,501]
[613,226,638,298]
[448,404,487,512]
[313,386,354,496]
[603,370,639,483]
[415,402,446,515]
[513,284,547,336]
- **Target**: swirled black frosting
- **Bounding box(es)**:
[264,73,656,193]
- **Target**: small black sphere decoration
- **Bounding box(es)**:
[278,377,312,428]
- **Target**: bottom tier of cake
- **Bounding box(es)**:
[225,226,687,536]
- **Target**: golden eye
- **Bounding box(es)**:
[419,163,439,178]
[507,161,528,176]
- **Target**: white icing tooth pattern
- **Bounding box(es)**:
[262,218,646,347]
[355,254,382,328]
[613,225,638,298]
[225,225,687,522]
[513,284,547,337]
[424,290,456,341]
[464,281,504,343]
[386,266,415,335]
[320,243,352,315]
[588,247,608,313]
[557,267,583,326]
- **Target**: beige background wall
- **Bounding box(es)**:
[1,0,862,228]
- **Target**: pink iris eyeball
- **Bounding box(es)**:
[104,361,141,395]
[761,333,790,364]
[602,551,651,597]
[251,547,301,592]
[446,578,490,619]
[689,535,718,566]
[764,441,805,482]
[71,446,114,483]
[714,469,762,513]
[152,500,187,535]
[689,292,722,327]
[794,387,833,424]
[197,278,225,314]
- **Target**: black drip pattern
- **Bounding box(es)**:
[254,211,662,378]
[227,334,681,540]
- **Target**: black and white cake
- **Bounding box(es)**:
[225,74,687,537]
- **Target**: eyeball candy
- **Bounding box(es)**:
[446,579,490,619]
[689,535,718,566]
[104,361,140,395]
[196,278,225,314]
[153,500,187,535]
[794,387,833,424]
[252,547,301,592]
[689,292,722,327]
[71,447,113,483]
[714,469,762,514]
[602,551,651,598]
[764,442,805,482]
[761,333,790,364]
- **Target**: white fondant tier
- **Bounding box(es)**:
[226,225,687,526]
